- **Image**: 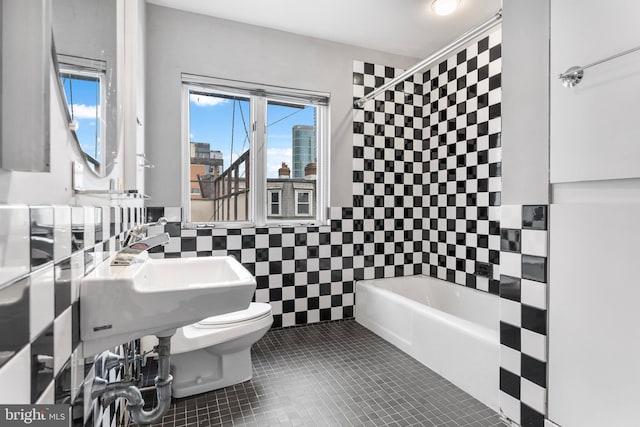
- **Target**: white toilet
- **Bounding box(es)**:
[145,302,273,398]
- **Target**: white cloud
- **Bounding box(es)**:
[70,104,99,119]
[267,147,292,178]
[190,133,195,139]
[189,94,229,107]
[267,147,292,159]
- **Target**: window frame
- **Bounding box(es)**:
[295,189,313,217]
[268,189,282,217]
[181,75,330,227]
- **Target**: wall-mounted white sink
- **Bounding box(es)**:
[80,254,256,356]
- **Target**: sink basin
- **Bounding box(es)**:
[80,254,256,356]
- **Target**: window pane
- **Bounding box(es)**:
[61,73,102,164]
[269,191,280,215]
[189,91,251,222]
[296,191,310,215]
[297,204,309,215]
[266,101,317,220]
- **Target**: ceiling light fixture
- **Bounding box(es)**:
[431,0,460,16]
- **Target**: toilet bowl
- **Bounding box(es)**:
[151,302,273,398]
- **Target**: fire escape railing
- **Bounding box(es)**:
[206,150,249,221]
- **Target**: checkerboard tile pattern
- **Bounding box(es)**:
[2,30,509,426]
[0,203,145,427]
[146,206,400,329]
[499,204,548,427]
[144,63,427,329]
[352,61,425,284]
[145,209,423,329]
[421,29,502,294]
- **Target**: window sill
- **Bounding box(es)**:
[182,220,328,230]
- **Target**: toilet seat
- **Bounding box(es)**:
[168,302,273,355]
[195,303,272,328]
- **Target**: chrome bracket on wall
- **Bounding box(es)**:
[558,45,640,88]
[558,66,583,88]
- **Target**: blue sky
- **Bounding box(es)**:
[61,75,102,162]
[61,82,316,177]
[189,92,316,178]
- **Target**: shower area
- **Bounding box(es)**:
[351,1,640,426]
[349,5,508,411]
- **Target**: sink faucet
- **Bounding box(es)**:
[112,217,170,266]
[122,217,168,248]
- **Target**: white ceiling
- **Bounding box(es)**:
[146,0,502,59]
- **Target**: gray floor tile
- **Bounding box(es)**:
[126,320,502,427]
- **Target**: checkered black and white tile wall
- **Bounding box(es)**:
[499,205,548,427]
[0,203,145,427]
[351,61,425,281]
[146,207,358,329]
[421,28,502,294]
[143,62,427,329]
[143,34,501,333]
[145,209,422,330]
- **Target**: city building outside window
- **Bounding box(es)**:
[295,190,312,216]
[182,75,329,225]
[268,190,281,216]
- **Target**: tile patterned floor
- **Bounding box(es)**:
[135,320,502,427]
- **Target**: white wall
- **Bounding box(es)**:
[1,0,51,173]
[143,5,418,208]
[122,0,147,193]
[550,0,640,183]
[548,1,640,426]
[501,0,550,205]
[549,204,640,427]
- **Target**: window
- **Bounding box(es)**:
[183,75,329,225]
[58,56,106,170]
[268,190,281,216]
[295,190,312,216]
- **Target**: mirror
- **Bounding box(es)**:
[51,0,118,177]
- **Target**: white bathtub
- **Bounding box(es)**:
[355,275,499,411]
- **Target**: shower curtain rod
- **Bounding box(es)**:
[354,11,503,108]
